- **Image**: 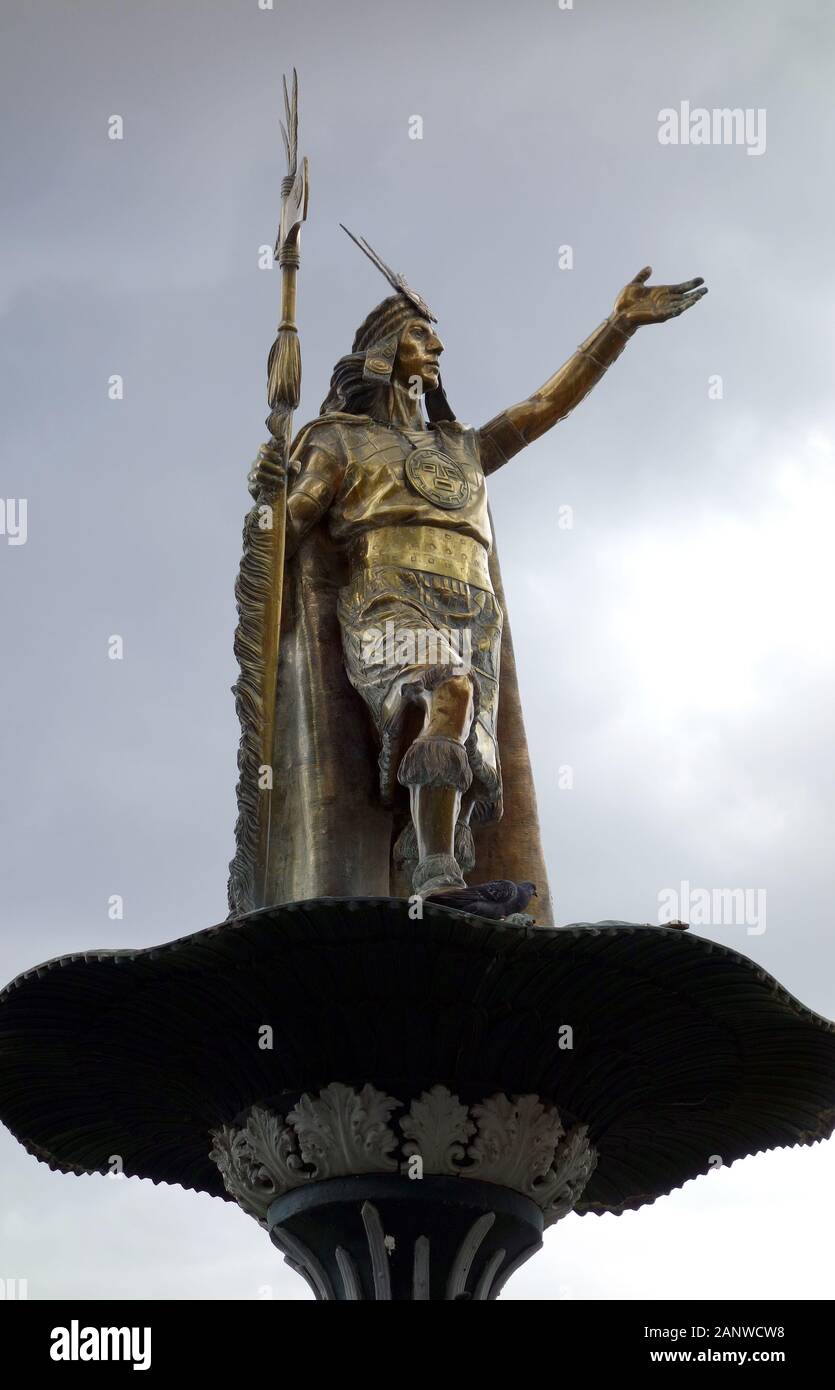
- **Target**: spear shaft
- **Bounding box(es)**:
[228,72,309,915]
[258,75,309,905]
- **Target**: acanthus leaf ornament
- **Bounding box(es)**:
[400,1084,475,1171]
[468,1093,565,1189]
[287,1082,401,1178]
[210,1082,597,1230]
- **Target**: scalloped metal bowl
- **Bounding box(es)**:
[1,900,833,1216]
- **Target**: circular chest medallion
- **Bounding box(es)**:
[404,447,470,510]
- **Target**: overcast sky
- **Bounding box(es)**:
[2,0,834,1300]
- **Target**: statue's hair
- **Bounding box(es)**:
[319,351,381,418]
[319,294,414,416]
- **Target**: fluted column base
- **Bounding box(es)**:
[268,1173,542,1300]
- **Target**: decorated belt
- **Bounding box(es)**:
[350,525,493,593]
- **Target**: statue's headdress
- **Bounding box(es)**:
[321,226,454,422]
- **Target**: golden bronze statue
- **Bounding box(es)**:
[8,78,835,1311]
[227,80,706,924]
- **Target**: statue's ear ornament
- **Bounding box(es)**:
[362,333,400,385]
[340,223,437,323]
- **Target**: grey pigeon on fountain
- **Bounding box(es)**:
[425,880,537,926]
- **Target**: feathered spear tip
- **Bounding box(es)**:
[266,69,303,424]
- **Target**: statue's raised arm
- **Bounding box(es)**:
[478,267,707,473]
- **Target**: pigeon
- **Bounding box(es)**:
[425,880,537,926]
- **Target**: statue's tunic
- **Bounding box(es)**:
[288,416,503,822]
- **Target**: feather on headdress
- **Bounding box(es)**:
[339,225,437,322]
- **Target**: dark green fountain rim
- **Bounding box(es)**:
[1,899,833,1216]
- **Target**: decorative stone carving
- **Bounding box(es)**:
[400,1083,474,1171]
[209,1082,400,1224]
[210,1082,596,1228]
[467,1093,565,1188]
[287,1082,401,1179]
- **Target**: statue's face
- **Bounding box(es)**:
[394,317,444,391]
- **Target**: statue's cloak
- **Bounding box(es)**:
[260,414,553,925]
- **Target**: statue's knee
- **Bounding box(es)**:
[433,673,474,716]
[442,674,473,700]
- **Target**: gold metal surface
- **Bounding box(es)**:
[228,94,708,920]
[349,525,493,592]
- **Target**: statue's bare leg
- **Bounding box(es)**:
[397,674,475,894]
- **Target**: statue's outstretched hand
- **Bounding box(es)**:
[614,267,707,327]
[247,440,286,499]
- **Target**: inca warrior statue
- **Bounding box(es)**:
[228,76,707,923]
[5,71,835,1313]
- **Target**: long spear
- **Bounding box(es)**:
[229,72,309,915]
